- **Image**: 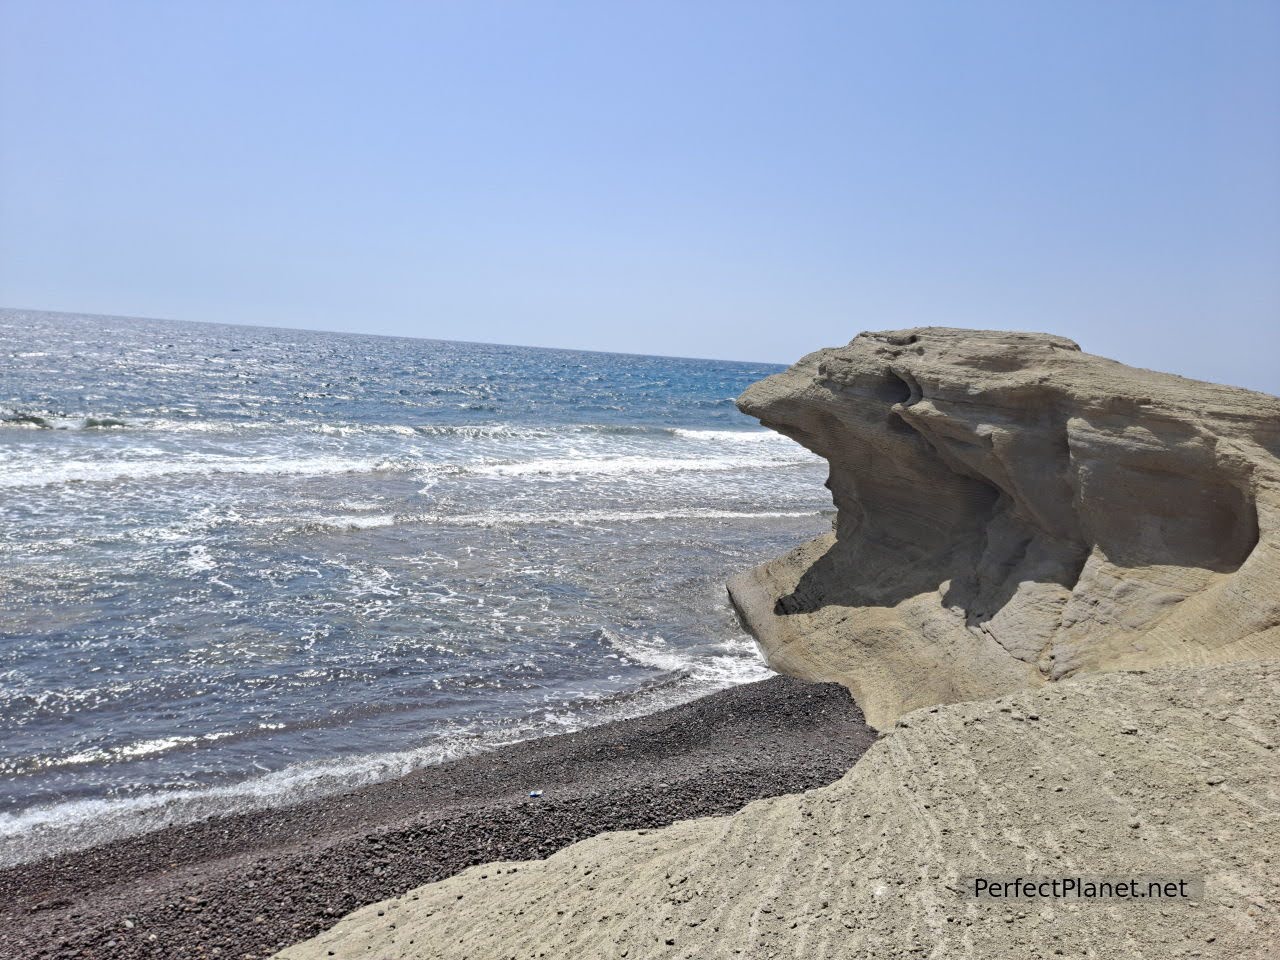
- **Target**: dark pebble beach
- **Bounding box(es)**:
[0,676,876,960]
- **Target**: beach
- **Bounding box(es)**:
[0,310,830,852]
[3,4,1276,953]
[0,675,875,959]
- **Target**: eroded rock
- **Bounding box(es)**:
[729,328,1280,728]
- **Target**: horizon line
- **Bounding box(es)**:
[0,304,799,369]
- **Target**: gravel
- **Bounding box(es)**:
[0,676,876,960]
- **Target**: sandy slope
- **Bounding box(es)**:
[277,660,1280,960]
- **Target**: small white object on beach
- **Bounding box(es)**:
[529,790,543,798]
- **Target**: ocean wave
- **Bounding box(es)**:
[413,507,823,528]
[0,413,53,429]
[464,452,814,478]
[669,428,787,443]
[0,455,406,490]
[294,514,399,532]
[314,423,417,437]
[0,415,791,440]
[0,642,771,867]
[266,507,820,535]
[412,422,636,440]
[597,628,693,674]
[3,729,243,777]
[141,418,292,433]
[314,422,784,442]
[0,734,491,868]
[2,410,133,430]
[0,441,818,490]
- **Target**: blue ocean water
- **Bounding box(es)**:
[0,309,829,863]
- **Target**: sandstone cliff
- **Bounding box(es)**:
[729,328,1280,728]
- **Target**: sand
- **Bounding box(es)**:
[276,660,1280,960]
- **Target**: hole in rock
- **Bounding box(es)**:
[875,370,913,405]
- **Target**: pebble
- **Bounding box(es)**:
[0,678,873,960]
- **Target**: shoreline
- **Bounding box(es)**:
[0,662,781,870]
[0,675,875,960]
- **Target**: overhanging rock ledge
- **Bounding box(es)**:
[728,327,1280,729]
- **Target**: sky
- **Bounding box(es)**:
[1,1,1277,392]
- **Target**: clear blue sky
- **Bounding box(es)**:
[2,2,1277,392]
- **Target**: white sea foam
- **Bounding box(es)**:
[140,418,290,434]
[0,455,403,490]
[598,628,692,673]
[268,507,822,532]
[0,640,770,867]
[315,423,417,437]
[38,728,241,772]
[413,423,552,439]
[0,734,494,868]
[5,417,798,443]
[670,428,788,443]
[0,436,817,491]
[182,544,218,571]
[299,514,398,531]
[417,508,823,527]
[55,736,199,768]
[121,507,822,538]
[467,452,813,478]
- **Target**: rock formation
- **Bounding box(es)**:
[729,328,1280,728]
[276,661,1280,960]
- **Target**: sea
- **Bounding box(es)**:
[0,309,830,865]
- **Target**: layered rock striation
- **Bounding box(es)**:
[729,328,1280,728]
[277,661,1280,960]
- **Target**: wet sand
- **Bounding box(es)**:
[0,676,876,960]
